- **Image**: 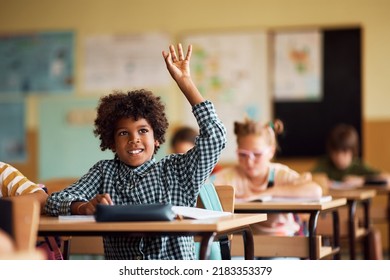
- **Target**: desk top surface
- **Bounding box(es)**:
[39,213,267,233]
[329,189,377,200]
[363,184,390,194]
[235,198,347,211]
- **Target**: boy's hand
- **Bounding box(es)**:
[162,43,192,81]
[75,193,113,215]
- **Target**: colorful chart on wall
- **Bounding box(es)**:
[0,31,74,95]
[273,30,322,101]
[0,99,25,162]
[182,31,270,162]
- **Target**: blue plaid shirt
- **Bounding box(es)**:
[45,100,226,260]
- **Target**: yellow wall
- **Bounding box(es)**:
[1,0,390,177]
[1,0,390,119]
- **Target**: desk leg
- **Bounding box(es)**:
[348,200,357,259]
[332,210,341,260]
[362,199,372,259]
[198,233,216,260]
[387,193,390,259]
[308,211,320,260]
[62,239,71,260]
[241,226,255,260]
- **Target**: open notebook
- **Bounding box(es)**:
[238,195,333,203]
[172,206,232,220]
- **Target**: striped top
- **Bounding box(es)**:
[0,161,42,197]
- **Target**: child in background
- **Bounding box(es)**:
[45,43,227,260]
[170,125,223,174]
[311,123,390,187]
[0,161,48,213]
[312,123,386,259]
[170,126,198,154]
[212,118,322,236]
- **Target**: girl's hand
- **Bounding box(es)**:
[162,43,192,82]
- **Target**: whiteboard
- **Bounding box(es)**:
[182,31,271,162]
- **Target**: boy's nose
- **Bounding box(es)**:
[128,138,140,144]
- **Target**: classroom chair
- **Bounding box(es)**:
[196,183,235,260]
[0,196,45,259]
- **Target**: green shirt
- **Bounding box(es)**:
[311,156,379,181]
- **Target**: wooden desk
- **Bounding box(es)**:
[329,188,376,259]
[38,213,266,260]
[234,198,346,260]
[362,184,390,257]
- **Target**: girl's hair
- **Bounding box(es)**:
[233,118,284,148]
[326,123,359,156]
[93,89,169,154]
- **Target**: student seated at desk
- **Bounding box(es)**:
[0,161,48,213]
[311,123,390,187]
[311,123,386,259]
[212,118,322,237]
[45,43,227,260]
[170,125,223,174]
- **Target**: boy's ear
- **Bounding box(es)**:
[154,140,160,147]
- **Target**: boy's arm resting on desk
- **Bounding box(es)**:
[45,163,104,216]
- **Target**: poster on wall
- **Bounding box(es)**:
[0,31,74,95]
[273,30,322,101]
[84,32,171,91]
[182,31,270,162]
[0,100,25,162]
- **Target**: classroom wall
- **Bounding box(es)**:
[1,0,390,180]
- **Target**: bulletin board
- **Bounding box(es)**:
[181,31,271,162]
[273,27,362,158]
[0,31,74,95]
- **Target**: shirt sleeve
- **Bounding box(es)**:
[44,162,103,216]
[174,100,227,191]
[0,161,43,197]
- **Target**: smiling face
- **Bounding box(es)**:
[113,117,159,167]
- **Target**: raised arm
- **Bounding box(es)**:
[162,43,205,106]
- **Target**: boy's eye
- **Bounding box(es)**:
[118,131,128,136]
[139,128,148,134]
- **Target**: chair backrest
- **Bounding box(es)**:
[196,182,235,260]
[42,177,79,195]
[0,196,40,251]
[197,183,235,213]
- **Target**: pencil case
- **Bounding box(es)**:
[95,203,176,222]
